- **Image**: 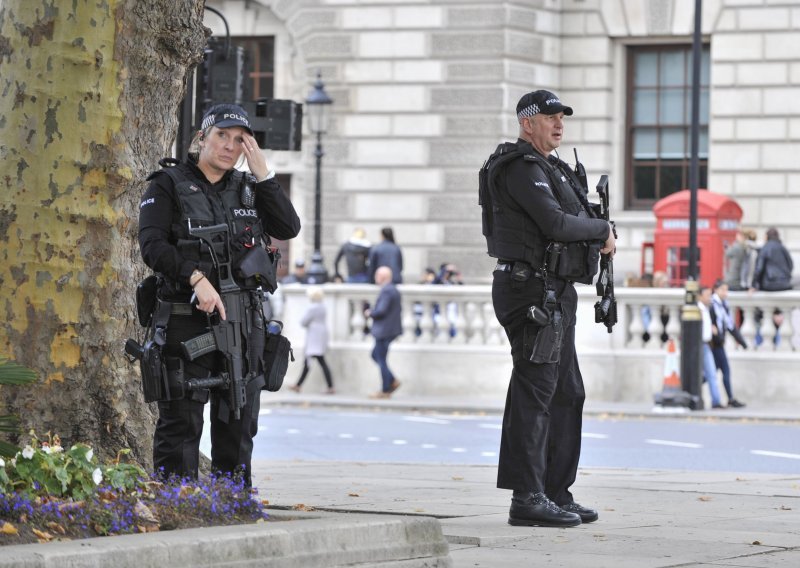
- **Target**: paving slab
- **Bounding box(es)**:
[256,460,800,568]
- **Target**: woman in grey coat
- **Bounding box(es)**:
[290,287,335,393]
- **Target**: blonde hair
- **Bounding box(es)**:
[307,286,324,303]
[187,127,213,161]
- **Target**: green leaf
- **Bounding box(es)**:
[0,358,38,386]
[0,439,20,457]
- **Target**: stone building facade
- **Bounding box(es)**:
[205,0,800,284]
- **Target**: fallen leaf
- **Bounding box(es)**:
[32,528,53,541]
[292,503,315,511]
[414,508,426,513]
[779,505,792,511]
[0,522,18,535]
[752,540,761,545]
[134,501,159,525]
[261,499,270,506]
[698,496,712,501]
[45,522,66,535]
[451,475,464,481]
[348,493,360,497]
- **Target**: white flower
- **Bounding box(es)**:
[0,457,5,468]
[52,444,63,453]
[21,446,34,459]
[42,444,52,454]
[86,448,94,462]
[92,468,103,485]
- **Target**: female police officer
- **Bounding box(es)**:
[138,103,300,484]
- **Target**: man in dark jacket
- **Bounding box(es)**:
[366,266,402,398]
[334,228,371,283]
[750,227,793,291]
[368,227,403,284]
[481,90,615,528]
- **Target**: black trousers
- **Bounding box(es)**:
[296,355,333,388]
[153,308,262,486]
[492,270,585,505]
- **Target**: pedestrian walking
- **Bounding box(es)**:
[290,287,334,394]
[710,280,747,408]
[698,286,724,409]
[366,266,402,398]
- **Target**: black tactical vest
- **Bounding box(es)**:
[479,141,600,282]
[147,163,277,293]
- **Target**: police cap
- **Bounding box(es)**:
[200,103,254,135]
[516,90,573,120]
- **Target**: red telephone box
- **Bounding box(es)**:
[652,189,743,288]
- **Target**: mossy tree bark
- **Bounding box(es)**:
[0,0,208,466]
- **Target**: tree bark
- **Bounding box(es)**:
[0,0,208,467]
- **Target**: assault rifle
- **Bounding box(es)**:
[593,175,617,333]
[572,149,616,333]
[180,222,250,420]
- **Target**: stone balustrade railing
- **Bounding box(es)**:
[275,283,800,405]
[279,284,800,352]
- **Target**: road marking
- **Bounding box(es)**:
[392,439,408,445]
[421,443,437,449]
[478,423,502,430]
[582,432,609,439]
[645,439,703,449]
[366,436,381,442]
[338,433,353,439]
[403,416,451,425]
[451,448,467,453]
[751,450,800,460]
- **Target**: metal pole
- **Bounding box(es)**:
[307,130,328,283]
[680,0,704,410]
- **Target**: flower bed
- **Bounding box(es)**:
[1,433,268,546]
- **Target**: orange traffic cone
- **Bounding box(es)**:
[661,339,681,390]
[653,338,691,408]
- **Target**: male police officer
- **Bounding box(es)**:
[480,90,615,527]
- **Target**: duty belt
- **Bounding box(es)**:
[494,261,545,279]
[170,302,195,316]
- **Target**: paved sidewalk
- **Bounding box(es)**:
[255,393,800,567]
[256,460,800,567]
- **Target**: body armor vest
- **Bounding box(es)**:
[147,162,278,294]
[479,141,601,283]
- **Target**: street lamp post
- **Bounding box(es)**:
[680,0,704,410]
[304,71,333,284]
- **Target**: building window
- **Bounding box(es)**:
[625,45,710,209]
[232,36,275,101]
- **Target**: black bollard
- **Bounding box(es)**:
[680,279,704,410]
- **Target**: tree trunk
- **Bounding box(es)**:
[0,0,208,467]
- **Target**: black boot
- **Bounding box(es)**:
[509,491,582,527]
[559,501,599,523]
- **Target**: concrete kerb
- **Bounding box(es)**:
[262,391,800,424]
[0,509,452,568]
